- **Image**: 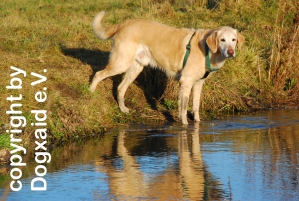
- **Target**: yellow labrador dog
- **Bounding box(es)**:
[90,11,245,124]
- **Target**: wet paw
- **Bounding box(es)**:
[194,116,200,122]
[182,118,188,125]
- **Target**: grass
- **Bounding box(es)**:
[0,134,11,149]
[0,0,298,149]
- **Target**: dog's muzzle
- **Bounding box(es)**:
[227,49,234,56]
[221,48,235,58]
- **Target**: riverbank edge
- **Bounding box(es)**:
[2,105,299,166]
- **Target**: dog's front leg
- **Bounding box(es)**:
[179,81,193,125]
[192,80,205,122]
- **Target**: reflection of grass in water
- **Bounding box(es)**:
[0,172,11,189]
[203,168,228,200]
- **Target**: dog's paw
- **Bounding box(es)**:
[182,118,188,125]
[120,106,130,113]
[194,114,200,122]
[89,86,96,93]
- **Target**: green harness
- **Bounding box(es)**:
[183,32,219,79]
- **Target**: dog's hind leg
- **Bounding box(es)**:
[117,62,144,113]
[192,80,205,122]
[89,65,122,92]
[89,46,135,92]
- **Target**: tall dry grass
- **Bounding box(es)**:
[268,0,299,105]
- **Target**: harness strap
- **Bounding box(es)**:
[182,32,220,79]
[183,32,196,68]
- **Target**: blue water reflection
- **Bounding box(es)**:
[1,109,299,200]
[2,164,110,200]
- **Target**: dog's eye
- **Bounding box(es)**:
[220,38,225,42]
[232,38,236,42]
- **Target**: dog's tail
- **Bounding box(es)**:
[92,11,119,40]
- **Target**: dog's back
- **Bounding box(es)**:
[92,12,195,75]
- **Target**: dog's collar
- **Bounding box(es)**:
[182,32,219,79]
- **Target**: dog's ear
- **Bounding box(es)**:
[237,32,245,49]
[206,31,218,53]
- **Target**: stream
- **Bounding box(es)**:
[1,109,299,200]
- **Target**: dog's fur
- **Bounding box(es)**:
[89,11,245,124]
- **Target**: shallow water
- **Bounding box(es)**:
[1,109,299,201]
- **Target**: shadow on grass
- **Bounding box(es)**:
[60,45,175,122]
[59,45,109,82]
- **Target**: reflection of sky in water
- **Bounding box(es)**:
[202,114,299,134]
[3,164,110,201]
[202,129,299,201]
[203,141,263,201]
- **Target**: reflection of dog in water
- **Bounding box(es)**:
[94,123,204,200]
[90,11,245,124]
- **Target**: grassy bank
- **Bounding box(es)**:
[0,0,298,149]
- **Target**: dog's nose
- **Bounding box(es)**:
[227,49,234,56]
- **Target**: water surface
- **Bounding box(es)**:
[1,109,299,200]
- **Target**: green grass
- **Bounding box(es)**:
[0,134,11,149]
[0,0,298,149]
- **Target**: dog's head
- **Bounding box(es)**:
[206,26,245,58]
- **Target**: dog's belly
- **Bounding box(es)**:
[135,44,179,78]
[135,44,157,66]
